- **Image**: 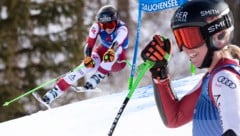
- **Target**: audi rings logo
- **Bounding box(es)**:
[217,76,236,89]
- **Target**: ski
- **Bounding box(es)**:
[32,92,51,110]
[71,86,102,93]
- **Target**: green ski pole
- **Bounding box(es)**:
[3,65,84,107]
[108,60,155,136]
[190,62,196,75]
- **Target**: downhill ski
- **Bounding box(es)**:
[32,92,51,110]
[70,86,102,93]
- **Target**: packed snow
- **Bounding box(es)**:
[0,73,204,136]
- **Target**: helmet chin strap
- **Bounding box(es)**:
[198,38,214,69]
[198,48,214,69]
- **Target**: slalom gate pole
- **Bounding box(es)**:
[127,0,187,90]
[3,65,84,107]
[108,60,154,136]
[128,1,143,90]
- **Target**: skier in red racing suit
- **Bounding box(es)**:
[141,1,240,136]
[41,5,129,104]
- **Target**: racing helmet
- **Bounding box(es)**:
[96,5,119,29]
[171,0,234,51]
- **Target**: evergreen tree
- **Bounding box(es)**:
[0,0,85,122]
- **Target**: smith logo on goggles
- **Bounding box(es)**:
[202,14,232,37]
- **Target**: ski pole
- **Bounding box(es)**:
[108,60,155,136]
[117,59,132,69]
[3,64,84,107]
[190,62,196,75]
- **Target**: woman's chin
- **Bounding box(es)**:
[191,60,201,68]
[105,28,115,34]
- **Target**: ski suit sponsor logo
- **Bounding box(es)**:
[217,76,236,89]
[68,74,76,81]
[78,70,84,75]
[91,26,97,34]
[214,94,221,107]
[105,35,113,42]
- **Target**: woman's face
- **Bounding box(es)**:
[101,21,117,34]
[105,28,115,34]
[182,43,208,68]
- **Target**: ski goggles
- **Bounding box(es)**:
[100,21,117,29]
[173,27,205,51]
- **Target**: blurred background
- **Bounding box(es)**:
[0,0,239,122]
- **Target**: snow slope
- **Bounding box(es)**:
[0,73,204,136]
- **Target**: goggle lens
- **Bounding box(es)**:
[101,21,116,29]
[173,27,205,50]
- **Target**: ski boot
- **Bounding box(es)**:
[84,72,105,90]
[42,86,63,104]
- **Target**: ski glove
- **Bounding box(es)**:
[103,48,115,62]
[103,41,119,62]
[83,56,95,68]
[141,35,172,80]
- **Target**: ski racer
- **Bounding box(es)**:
[141,1,240,136]
[42,5,129,104]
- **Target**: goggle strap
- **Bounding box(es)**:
[201,14,232,39]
